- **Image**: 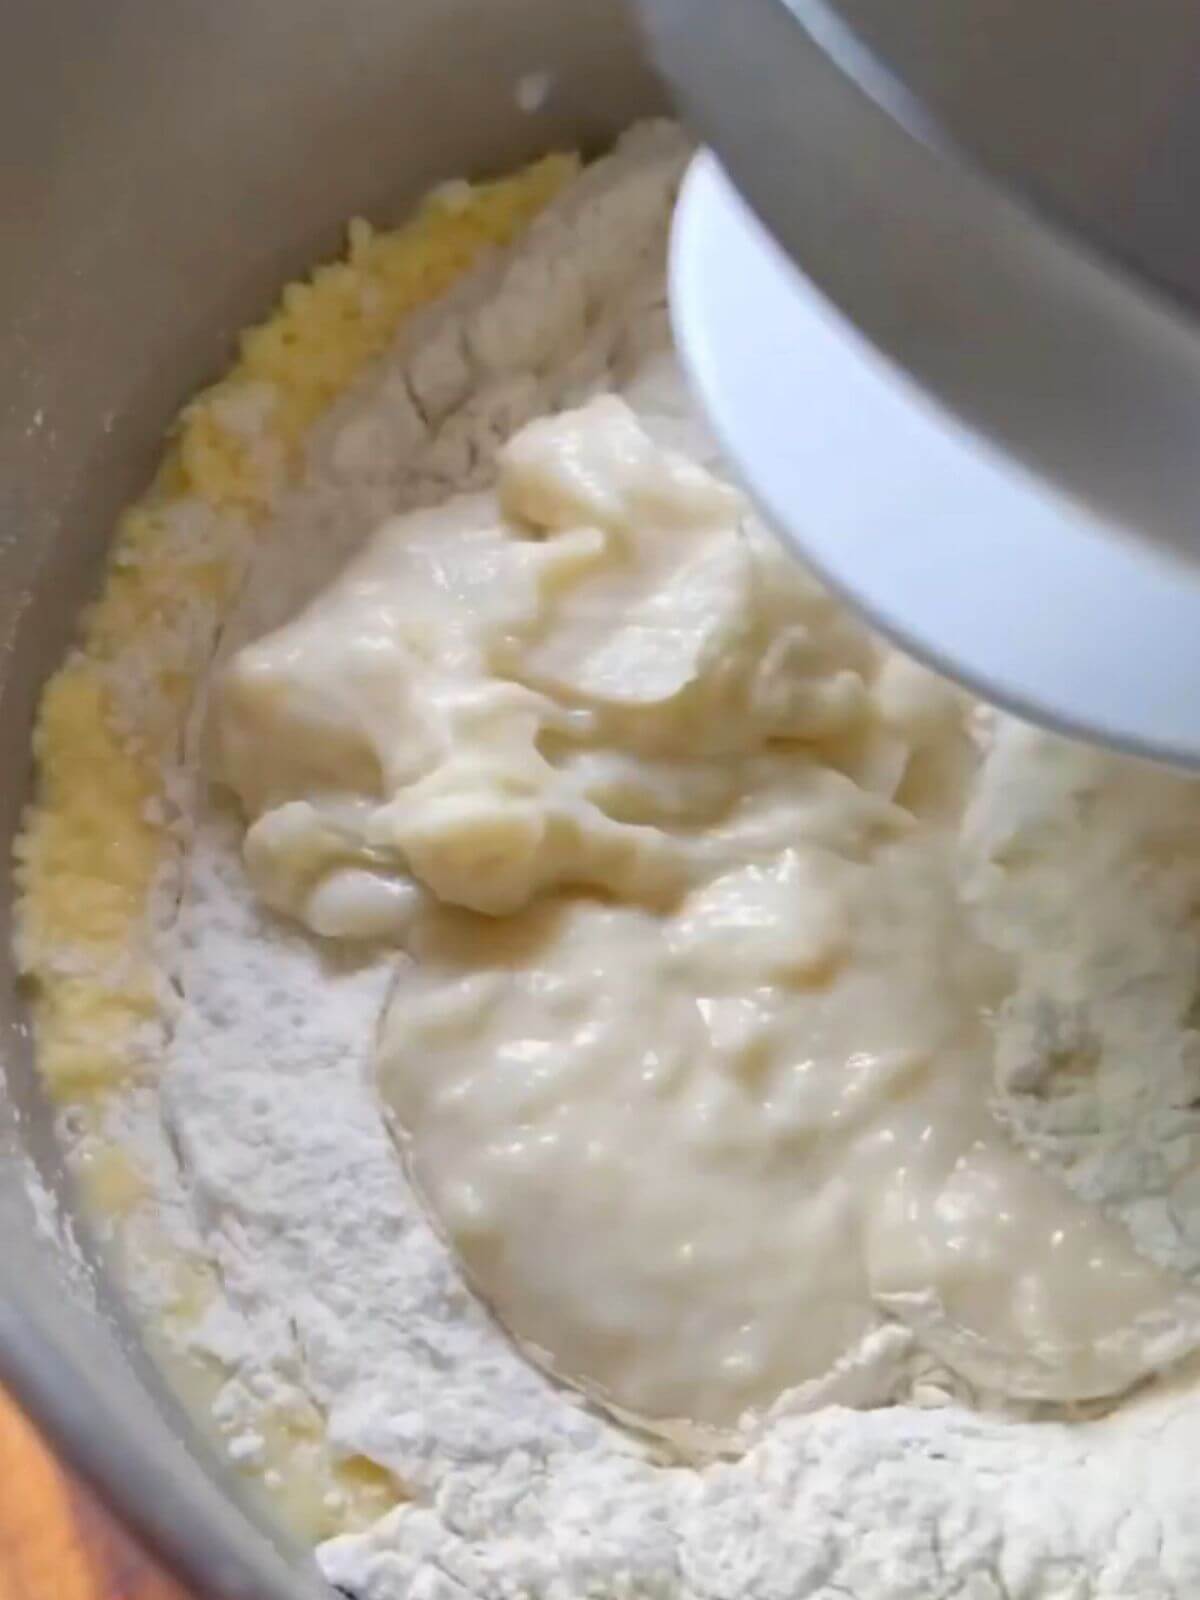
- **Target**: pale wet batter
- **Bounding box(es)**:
[212,392,1200,1438]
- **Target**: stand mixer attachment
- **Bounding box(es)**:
[638,0,1200,766]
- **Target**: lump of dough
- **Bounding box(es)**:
[209,394,879,934]
[377,835,1200,1437]
[211,370,1200,1438]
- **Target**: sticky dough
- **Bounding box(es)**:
[211,393,1200,1437]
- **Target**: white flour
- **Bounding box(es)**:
[962,721,1200,1282]
[107,124,1200,1596]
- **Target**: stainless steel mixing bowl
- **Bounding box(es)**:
[0,5,661,1593]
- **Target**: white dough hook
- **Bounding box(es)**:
[639,0,1200,767]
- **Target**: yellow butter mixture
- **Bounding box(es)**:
[13,150,578,1533]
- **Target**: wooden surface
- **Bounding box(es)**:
[0,1389,188,1600]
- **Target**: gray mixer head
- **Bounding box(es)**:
[638,0,1200,765]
